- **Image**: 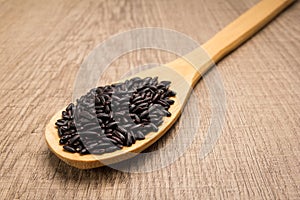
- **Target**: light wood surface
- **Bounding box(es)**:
[1,0,300,199]
[45,0,294,169]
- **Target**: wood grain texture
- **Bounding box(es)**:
[0,0,299,199]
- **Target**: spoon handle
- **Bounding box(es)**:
[202,0,294,64]
[166,0,294,86]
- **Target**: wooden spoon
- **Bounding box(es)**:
[45,0,294,169]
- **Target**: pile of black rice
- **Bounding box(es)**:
[55,76,176,155]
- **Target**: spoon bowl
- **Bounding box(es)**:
[45,66,190,169]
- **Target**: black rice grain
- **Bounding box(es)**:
[55,76,176,155]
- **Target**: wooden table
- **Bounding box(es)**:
[0,0,299,199]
